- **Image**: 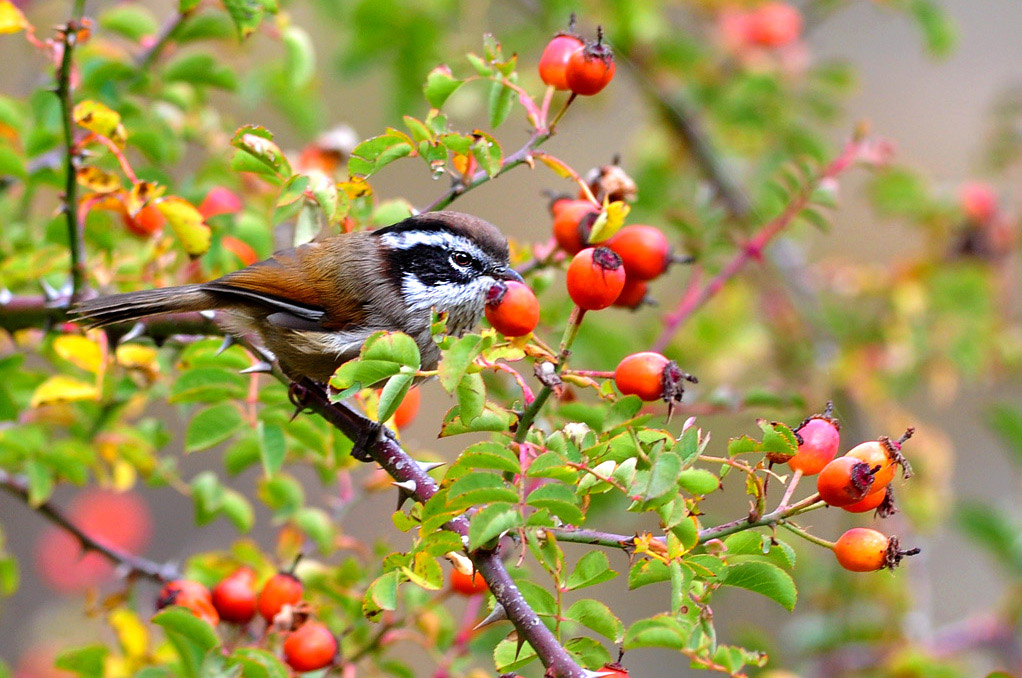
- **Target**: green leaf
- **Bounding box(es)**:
[911,0,956,57]
[525,452,579,483]
[378,373,414,424]
[191,471,224,525]
[185,403,243,453]
[400,551,443,591]
[565,551,618,590]
[631,449,681,508]
[456,372,485,424]
[330,359,404,393]
[758,420,798,458]
[220,490,254,533]
[296,507,334,553]
[282,26,315,89]
[602,395,643,432]
[153,608,219,678]
[362,570,400,622]
[423,66,463,108]
[721,560,797,611]
[440,403,516,436]
[222,0,268,39]
[525,484,584,525]
[348,133,413,178]
[565,637,611,671]
[55,646,108,678]
[169,368,247,404]
[0,556,19,595]
[438,334,489,392]
[24,459,53,505]
[957,502,1022,574]
[455,441,520,474]
[470,131,502,178]
[493,638,537,673]
[229,649,288,678]
[623,615,690,650]
[231,125,291,179]
[363,331,421,367]
[468,502,522,550]
[164,53,238,90]
[258,422,286,476]
[488,79,515,128]
[98,5,158,41]
[565,599,624,643]
[447,472,518,510]
[628,559,671,589]
[678,468,719,496]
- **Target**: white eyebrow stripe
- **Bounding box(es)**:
[378,230,488,261]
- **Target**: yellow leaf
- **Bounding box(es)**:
[111,460,137,492]
[155,196,211,256]
[338,176,372,200]
[72,101,125,145]
[53,335,103,374]
[30,375,100,407]
[533,152,576,180]
[109,607,149,659]
[116,344,158,373]
[588,199,631,244]
[0,1,28,34]
[124,181,165,216]
[77,167,122,193]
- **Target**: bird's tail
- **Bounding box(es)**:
[71,285,217,327]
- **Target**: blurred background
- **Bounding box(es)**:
[1,1,1020,677]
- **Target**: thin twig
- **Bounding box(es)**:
[56,1,88,299]
[652,136,878,352]
[0,469,179,583]
[136,8,195,71]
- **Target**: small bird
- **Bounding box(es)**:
[73,211,523,382]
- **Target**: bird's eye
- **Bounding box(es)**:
[451,251,472,267]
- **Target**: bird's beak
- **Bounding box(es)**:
[496,266,524,284]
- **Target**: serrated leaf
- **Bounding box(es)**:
[468,502,522,550]
[623,615,689,649]
[223,0,267,39]
[628,559,671,589]
[678,468,719,496]
[424,66,463,109]
[447,472,518,510]
[565,599,624,643]
[378,373,414,424]
[186,403,243,452]
[455,441,520,473]
[362,570,400,622]
[493,638,537,673]
[440,403,516,436]
[438,334,488,391]
[565,551,618,591]
[526,484,583,524]
[363,331,421,368]
[470,131,502,178]
[721,560,797,611]
[348,133,413,178]
[231,126,291,179]
[399,551,443,591]
[73,100,125,145]
[631,449,681,507]
[456,372,485,424]
[169,368,246,403]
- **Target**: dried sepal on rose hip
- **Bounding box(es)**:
[614,352,698,408]
[844,427,914,491]
[834,527,920,572]
[566,246,626,310]
[786,401,841,475]
[583,158,638,204]
[565,26,616,96]
[485,280,540,337]
[842,483,898,517]
[816,456,875,507]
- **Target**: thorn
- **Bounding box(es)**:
[59,276,74,299]
[40,278,60,301]
[0,288,11,306]
[514,635,526,661]
[392,479,417,509]
[119,322,146,344]
[240,361,274,374]
[414,460,445,473]
[199,310,217,320]
[473,604,507,630]
[216,335,236,355]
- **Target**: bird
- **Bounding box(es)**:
[72,211,523,383]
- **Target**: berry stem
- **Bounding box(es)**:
[777,468,803,510]
[779,521,836,550]
[563,369,615,379]
[548,92,578,130]
[514,306,587,444]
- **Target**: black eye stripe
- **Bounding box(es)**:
[387,243,483,286]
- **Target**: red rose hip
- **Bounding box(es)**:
[485,280,540,337]
[283,621,338,672]
[566,246,626,310]
[788,403,841,476]
[539,34,585,91]
[606,225,673,281]
[565,27,615,96]
[211,567,258,624]
[614,351,697,405]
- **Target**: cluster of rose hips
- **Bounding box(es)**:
[538,19,616,96]
[156,567,337,672]
[782,404,920,572]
